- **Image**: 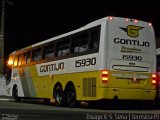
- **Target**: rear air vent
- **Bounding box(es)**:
[83,78,96,97]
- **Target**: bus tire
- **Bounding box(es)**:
[54,85,66,107]
[12,85,21,102]
[66,84,80,107]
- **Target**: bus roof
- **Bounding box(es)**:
[11,17,107,54]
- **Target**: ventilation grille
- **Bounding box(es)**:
[83,78,96,97]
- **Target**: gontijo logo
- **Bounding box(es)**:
[120,25,144,38]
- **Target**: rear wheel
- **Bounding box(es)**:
[66,84,80,107]
[54,85,66,107]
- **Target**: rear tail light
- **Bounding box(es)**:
[148,22,152,26]
[125,18,129,22]
[102,70,108,84]
[134,19,138,23]
[108,16,113,21]
[152,74,157,86]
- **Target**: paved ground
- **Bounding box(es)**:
[0,95,14,101]
[1,100,160,120]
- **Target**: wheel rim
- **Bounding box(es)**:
[55,89,62,103]
[54,86,64,106]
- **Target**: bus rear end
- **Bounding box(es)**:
[103,17,156,100]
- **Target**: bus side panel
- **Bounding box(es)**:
[29,65,53,98]
[7,68,24,97]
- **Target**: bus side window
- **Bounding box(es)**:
[13,55,18,67]
[72,33,89,54]
[90,28,100,50]
[32,48,42,62]
[36,48,42,61]
[43,44,55,60]
[71,37,79,53]
[22,52,27,65]
[56,39,70,57]
[26,51,31,64]
[18,54,23,66]
[32,49,37,62]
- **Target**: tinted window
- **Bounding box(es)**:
[13,55,18,66]
[26,51,31,64]
[72,33,89,54]
[90,28,100,50]
[43,44,55,60]
[32,48,42,62]
[56,39,70,57]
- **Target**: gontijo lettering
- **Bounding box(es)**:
[40,62,64,72]
[114,38,150,47]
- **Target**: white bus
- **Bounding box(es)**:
[6,16,157,107]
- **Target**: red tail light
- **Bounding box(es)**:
[134,19,138,23]
[102,70,108,84]
[152,74,157,86]
[148,22,152,26]
[108,16,113,21]
[125,18,129,22]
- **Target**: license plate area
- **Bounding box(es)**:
[131,78,140,83]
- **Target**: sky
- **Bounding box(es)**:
[1,0,160,60]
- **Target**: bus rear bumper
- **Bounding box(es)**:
[99,88,156,100]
